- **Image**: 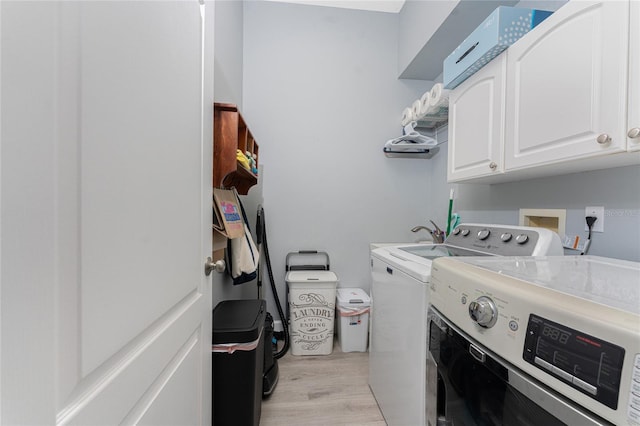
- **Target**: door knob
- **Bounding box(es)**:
[628,128,640,139]
[489,162,497,170]
[205,257,225,276]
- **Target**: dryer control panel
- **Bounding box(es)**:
[523,314,625,410]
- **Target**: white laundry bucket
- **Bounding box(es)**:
[286,270,338,356]
[336,287,371,353]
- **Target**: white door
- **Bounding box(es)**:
[629,0,640,152]
[1,1,214,424]
[505,0,629,170]
[447,51,506,182]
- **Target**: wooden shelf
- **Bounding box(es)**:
[213,103,259,195]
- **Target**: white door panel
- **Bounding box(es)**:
[629,0,640,152]
[135,341,202,426]
[447,52,506,182]
[59,294,204,425]
[79,0,204,376]
[505,1,629,169]
[512,11,595,151]
[1,1,213,424]
[1,2,60,422]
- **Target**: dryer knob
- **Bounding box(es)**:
[468,296,498,328]
[461,229,470,236]
[501,232,513,242]
[515,234,529,244]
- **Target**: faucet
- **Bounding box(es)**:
[411,220,445,243]
[411,225,432,233]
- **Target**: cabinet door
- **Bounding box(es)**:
[447,52,506,182]
[629,0,640,152]
[505,1,629,170]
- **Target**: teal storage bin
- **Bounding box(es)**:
[443,6,552,90]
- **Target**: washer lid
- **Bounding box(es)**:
[371,244,435,281]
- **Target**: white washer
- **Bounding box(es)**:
[369,223,563,426]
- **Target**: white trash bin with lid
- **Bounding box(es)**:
[336,287,371,353]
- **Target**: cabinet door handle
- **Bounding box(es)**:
[628,128,640,139]
[489,162,497,170]
[596,133,611,144]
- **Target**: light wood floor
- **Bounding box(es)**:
[260,339,386,425]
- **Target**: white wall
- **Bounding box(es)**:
[428,133,640,261]
[398,0,457,77]
[243,1,433,314]
[214,0,244,108]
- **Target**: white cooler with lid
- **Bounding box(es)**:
[286,270,338,356]
[336,287,371,353]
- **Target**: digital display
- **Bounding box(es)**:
[541,324,570,345]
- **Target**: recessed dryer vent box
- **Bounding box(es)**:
[519,208,566,237]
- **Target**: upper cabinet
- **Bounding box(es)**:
[213,103,259,195]
[448,52,506,182]
[629,0,640,152]
[447,0,640,184]
[505,1,628,170]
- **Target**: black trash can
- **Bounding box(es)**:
[212,299,266,426]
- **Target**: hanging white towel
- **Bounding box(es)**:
[229,222,259,280]
[226,188,259,285]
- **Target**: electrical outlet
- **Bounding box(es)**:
[585,206,604,232]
